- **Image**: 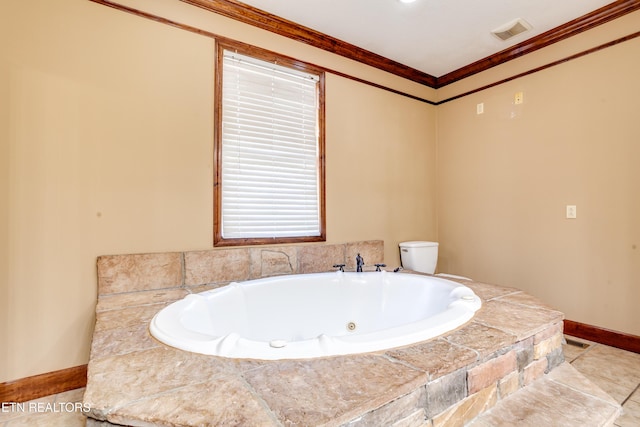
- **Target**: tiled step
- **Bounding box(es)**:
[468,362,621,426]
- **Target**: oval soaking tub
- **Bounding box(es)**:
[150,271,481,360]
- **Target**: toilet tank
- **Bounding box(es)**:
[399,241,439,274]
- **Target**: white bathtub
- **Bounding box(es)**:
[150,272,481,360]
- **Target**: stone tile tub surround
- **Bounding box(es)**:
[85,240,572,426]
[96,240,385,296]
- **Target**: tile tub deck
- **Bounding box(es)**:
[83,275,576,426]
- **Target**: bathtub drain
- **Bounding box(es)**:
[347,322,357,331]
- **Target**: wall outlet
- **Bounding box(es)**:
[566,205,577,219]
[514,92,524,105]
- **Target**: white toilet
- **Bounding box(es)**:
[399,241,472,280]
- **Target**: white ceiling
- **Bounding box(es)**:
[236,0,616,77]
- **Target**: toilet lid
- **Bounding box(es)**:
[399,241,438,248]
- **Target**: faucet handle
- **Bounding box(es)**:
[333,264,345,272]
[375,263,387,272]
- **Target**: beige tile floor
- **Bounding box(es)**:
[563,336,640,427]
[0,388,86,426]
[1,336,638,426]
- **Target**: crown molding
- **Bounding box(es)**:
[180,0,438,87]
[180,0,640,89]
[437,0,640,87]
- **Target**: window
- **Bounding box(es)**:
[214,42,326,246]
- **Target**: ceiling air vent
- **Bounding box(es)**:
[491,18,531,41]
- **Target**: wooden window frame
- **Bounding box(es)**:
[214,40,326,247]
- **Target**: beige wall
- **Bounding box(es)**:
[437,30,640,335]
[326,74,437,262]
[2,0,638,383]
[1,0,437,382]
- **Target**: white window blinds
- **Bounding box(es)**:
[220,50,321,239]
